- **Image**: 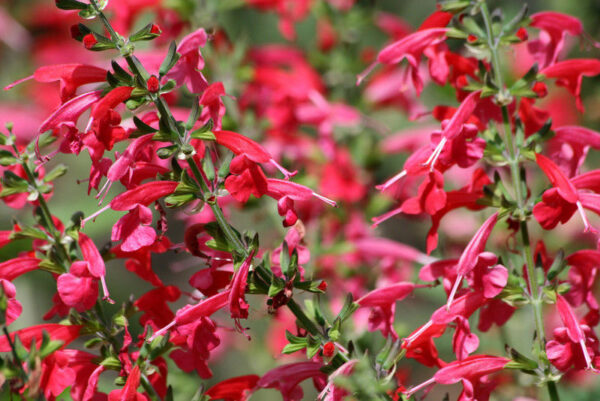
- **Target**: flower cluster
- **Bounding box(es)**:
[0,0,600,400]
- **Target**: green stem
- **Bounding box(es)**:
[286,298,322,338]
[480,2,557,399]
[13,145,70,270]
[2,326,27,380]
[547,381,560,401]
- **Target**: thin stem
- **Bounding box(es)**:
[480,2,557,399]
[2,327,26,380]
[547,381,560,401]
[286,298,322,338]
[12,144,70,270]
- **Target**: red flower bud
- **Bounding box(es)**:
[150,24,162,35]
[147,75,160,93]
[467,34,477,43]
[317,280,328,292]
[83,33,97,50]
[532,81,548,98]
[323,341,335,357]
[516,27,528,41]
[456,75,468,89]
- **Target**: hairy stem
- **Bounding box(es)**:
[480,2,557,399]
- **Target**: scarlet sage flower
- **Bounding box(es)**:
[0,256,41,281]
[151,290,230,340]
[529,12,583,68]
[446,212,499,308]
[78,232,111,302]
[166,28,209,94]
[357,28,448,94]
[86,86,135,133]
[0,324,82,352]
[4,64,107,103]
[108,365,146,401]
[553,294,598,371]
[205,375,260,401]
[357,282,421,339]
[214,130,297,179]
[540,59,600,112]
[533,153,600,232]
[256,361,327,401]
[229,250,257,323]
[404,355,510,400]
[377,90,481,192]
[0,279,22,325]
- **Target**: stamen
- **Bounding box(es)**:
[4,75,34,91]
[371,205,403,227]
[269,159,297,180]
[81,205,110,227]
[312,192,338,207]
[404,377,436,398]
[100,276,114,304]
[375,170,407,192]
[85,117,94,133]
[95,180,112,205]
[148,320,176,342]
[356,62,378,86]
[446,274,463,310]
[576,201,597,233]
[403,320,433,347]
[579,338,598,372]
[422,136,447,172]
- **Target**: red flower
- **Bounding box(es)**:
[357,282,420,339]
[446,212,499,308]
[256,361,327,401]
[205,375,260,401]
[108,365,146,401]
[5,64,107,103]
[540,59,600,112]
[533,153,600,231]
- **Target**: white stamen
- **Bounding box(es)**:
[376,170,407,192]
[446,274,463,310]
[423,136,447,172]
[312,192,338,207]
[269,159,297,180]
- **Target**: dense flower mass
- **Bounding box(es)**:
[2,0,600,400]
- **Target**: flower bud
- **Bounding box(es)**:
[322,341,335,357]
[516,27,528,42]
[532,81,548,98]
[150,24,162,35]
[467,34,477,43]
[147,75,160,93]
[83,33,98,50]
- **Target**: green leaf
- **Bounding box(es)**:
[126,55,151,80]
[190,129,216,141]
[10,226,48,241]
[133,116,158,134]
[159,41,181,77]
[0,150,17,166]
[268,276,286,297]
[43,164,68,183]
[440,0,471,12]
[186,98,201,130]
[204,222,234,252]
[55,0,88,10]
[129,23,161,42]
